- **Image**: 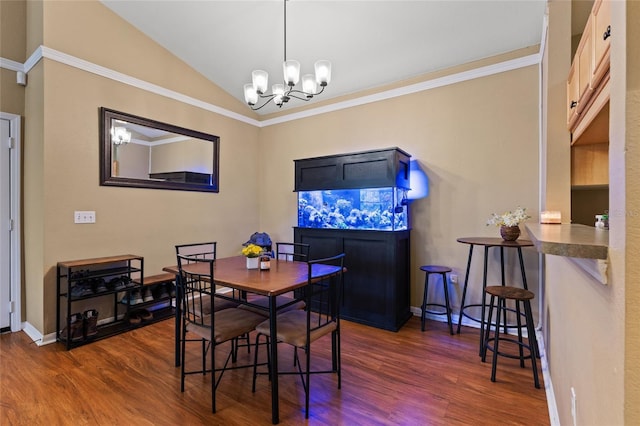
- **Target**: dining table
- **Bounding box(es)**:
[163,255,343,424]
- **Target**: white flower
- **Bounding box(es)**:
[486,207,531,227]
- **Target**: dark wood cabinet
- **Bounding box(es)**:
[294,147,411,191]
[293,147,412,332]
[294,227,411,331]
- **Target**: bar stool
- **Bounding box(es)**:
[481,285,540,389]
[419,265,454,335]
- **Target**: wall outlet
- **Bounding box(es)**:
[450,274,458,284]
[571,387,577,426]
[74,211,96,224]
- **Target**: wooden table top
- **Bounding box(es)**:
[163,255,342,297]
[456,237,533,248]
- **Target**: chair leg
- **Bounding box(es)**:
[524,300,541,389]
[252,333,261,392]
[441,272,454,335]
[305,342,311,419]
[481,294,495,362]
[421,272,430,331]
[490,297,502,383]
[180,327,187,392]
[515,300,525,368]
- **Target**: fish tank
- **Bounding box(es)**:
[297,187,407,231]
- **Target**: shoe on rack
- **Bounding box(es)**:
[134,308,153,321]
[60,312,84,342]
[109,277,126,291]
[83,309,99,338]
[93,278,108,293]
[130,289,143,305]
[70,283,93,299]
[142,287,154,303]
[129,311,142,325]
[155,284,170,300]
[122,276,137,288]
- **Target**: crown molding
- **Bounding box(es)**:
[0,57,24,73]
[261,53,540,127]
[3,45,542,129]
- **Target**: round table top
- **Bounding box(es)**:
[456,237,533,247]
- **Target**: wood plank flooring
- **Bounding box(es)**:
[0,317,549,425]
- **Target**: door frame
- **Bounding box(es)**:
[1,112,22,332]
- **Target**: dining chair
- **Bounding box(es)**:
[275,242,311,262]
[252,252,346,418]
[175,242,239,312]
[176,254,266,413]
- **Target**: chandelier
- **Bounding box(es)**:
[243,0,332,110]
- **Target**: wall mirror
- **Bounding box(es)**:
[100,107,220,192]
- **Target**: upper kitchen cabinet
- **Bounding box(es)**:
[567,0,611,139]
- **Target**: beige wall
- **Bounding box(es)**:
[22,1,260,333]
[259,65,541,318]
[622,1,640,423]
[0,0,26,115]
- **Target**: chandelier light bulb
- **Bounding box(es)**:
[244,83,258,105]
[283,60,301,86]
[252,70,269,94]
[314,60,332,86]
[301,74,317,97]
[272,83,285,105]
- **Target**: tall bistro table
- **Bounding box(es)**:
[455,237,534,355]
[164,255,343,425]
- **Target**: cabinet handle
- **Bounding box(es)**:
[603,25,611,41]
[570,100,577,109]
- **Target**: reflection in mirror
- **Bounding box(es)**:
[100,108,220,192]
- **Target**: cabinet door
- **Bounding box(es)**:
[567,61,580,128]
[576,15,594,114]
[592,0,611,88]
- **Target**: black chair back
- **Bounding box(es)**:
[276,242,311,262]
[176,254,214,329]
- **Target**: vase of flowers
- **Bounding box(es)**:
[242,243,263,269]
[486,206,531,241]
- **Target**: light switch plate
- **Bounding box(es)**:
[74,211,96,224]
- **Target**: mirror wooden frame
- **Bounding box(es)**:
[99,107,220,192]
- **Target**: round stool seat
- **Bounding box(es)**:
[485,285,534,301]
[420,265,453,334]
[420,265,452,274]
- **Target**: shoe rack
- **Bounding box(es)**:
[56,254,145,350]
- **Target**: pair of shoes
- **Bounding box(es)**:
[70,283,93,298]
[109,276,127,291]
[142,287,154,302]
[60,310,99,342]
[154,284,170,300]
[129,308,153,325]
[122,290,144,305]
[60,313,84,342]
[93,278,108,293]
[84,309,99,338]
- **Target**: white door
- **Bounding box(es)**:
[0,117,11,330]
[0,112,20,333]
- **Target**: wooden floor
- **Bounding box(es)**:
[0,317,549,425]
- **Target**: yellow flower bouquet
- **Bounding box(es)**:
[241,243,263,258]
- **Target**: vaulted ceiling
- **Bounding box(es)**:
[101,0,549,115]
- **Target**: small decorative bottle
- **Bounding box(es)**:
[259,255,271,270]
